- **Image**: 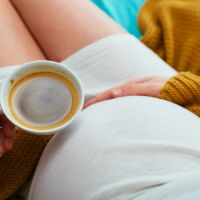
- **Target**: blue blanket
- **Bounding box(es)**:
[92,0,145,38]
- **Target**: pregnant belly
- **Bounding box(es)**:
[29,96,200,200]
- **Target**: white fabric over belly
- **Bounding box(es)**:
[28,96,200,200]
[27,34,200,200]
[2,34,198,200]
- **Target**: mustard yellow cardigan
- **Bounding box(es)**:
[1,0,200,199]
[139,0,200,114]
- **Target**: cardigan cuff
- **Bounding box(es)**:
[160,72,200,106]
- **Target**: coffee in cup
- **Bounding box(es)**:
[0,60,84,134]
[9,71,79,130]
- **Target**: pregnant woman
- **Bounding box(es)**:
[1,0,200,200]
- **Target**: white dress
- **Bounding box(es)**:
[3,35,200,200]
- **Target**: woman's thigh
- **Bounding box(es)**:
[11,0,125,61]
[11,0,176,93]
[29,96,200,200]
[0,0,45,67]
[0,2,45,198]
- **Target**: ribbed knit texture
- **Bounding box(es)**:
[0,130,51,200]
[160,72,200,116]
[139,0,200,116]
[1,0,200,199]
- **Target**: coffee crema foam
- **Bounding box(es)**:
[8,72,79,130]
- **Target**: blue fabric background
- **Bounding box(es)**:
[92,0,145,38]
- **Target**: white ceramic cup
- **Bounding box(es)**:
[0,60,84,135]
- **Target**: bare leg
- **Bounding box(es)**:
[0,0,45,67]
[0,1,47,198]
[11,0,126,62]
[0,0,46,156]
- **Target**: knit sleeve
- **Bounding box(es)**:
[159,72,200,117]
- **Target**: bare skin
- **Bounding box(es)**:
[84,77,168,109]
[11,0,125,61]
[0,0,44,67]
[0,0,169,156]
[0,0,124,156]
[0,1,46,157]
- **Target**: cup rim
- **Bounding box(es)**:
[0,60,84,135]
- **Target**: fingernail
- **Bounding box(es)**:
[112,89,122,95]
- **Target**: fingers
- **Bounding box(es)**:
[0,116,16,157]
[3,136,13,151]
[84,76,169,109]
[83,90,114,109]
[84,82,147,109]
[3,119,15,137]
[111,84,147,98]
[2,119,16,151]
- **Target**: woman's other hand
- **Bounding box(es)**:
[0,115,16,157]
[84,76,169,109]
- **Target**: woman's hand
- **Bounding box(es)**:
[84,76,169,109]
[0,115,16,157]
